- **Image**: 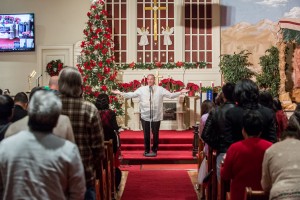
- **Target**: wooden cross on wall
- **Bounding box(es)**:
[144,0,167,41]
[155,71,163,85]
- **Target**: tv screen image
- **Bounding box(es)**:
[0,13,35,52]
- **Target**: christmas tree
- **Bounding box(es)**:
[77,0,123,115]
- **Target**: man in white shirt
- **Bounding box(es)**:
[112,74,189,156]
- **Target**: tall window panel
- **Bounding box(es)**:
[106,0,127,64]
[137,0,174,63]
[185,0,212,68]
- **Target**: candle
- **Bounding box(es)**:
[211,81,214,88]
[199,81,202,91]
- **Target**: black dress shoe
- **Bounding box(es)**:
[143,152,149,156]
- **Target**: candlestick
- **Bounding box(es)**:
[211,81,214,88]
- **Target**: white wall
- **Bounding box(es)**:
[0,0,90,95]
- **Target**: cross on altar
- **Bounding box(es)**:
[155,71,163,85]
[144,0,167,41]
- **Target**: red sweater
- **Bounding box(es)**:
[221,138,272,200]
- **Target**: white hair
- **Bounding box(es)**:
[28,90,62,132]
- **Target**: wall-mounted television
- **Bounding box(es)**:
[0,13,35,52]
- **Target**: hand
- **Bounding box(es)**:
[111,89,121,95]
[180,88,189,94]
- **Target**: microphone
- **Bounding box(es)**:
[36,74,43,80]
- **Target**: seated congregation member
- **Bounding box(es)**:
[288,103,300,133]
[0,91,86,199]
[58,66,105,199]
[5,87,75,143]
[224,79,277,144]
[198,100,214,158]
[259,91,274,110]
[221,110,272,200]
[273,98,288,139]
[95,93,122,190]
[11,92,28,122]
[201,82,236,180]
[0,95,14,141]
[261,124,300,200]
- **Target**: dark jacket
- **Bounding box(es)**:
[11,105,27,123]
[0,120,10,141]
[288,109,300,132]
[224,104,277,144]
[201,102,235,153]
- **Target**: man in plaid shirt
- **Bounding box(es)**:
[58,67,105,200]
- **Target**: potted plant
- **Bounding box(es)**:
[186,83,199,96]
[219,50,255,83]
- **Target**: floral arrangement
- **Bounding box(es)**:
[119,61,206,70]
[186,83,200,92]
[118,80,141,92]
[46,59,64,77]
[159,78,185,92]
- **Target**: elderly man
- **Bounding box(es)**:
[0,91,86,199]
[58,66,105,199]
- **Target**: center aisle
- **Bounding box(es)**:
[121,170,198,200]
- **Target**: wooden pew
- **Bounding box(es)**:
[211,150,218,200]
[95,140,116,200]
[104,140,116,200]
[244,187,269,200]
[95,158,107,200]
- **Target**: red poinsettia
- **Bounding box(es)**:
[186,83,200,91]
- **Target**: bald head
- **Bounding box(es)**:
[49,76,59,90]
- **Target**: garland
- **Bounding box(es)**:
[119,61,206,70]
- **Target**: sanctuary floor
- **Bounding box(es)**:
[117,164,200,200]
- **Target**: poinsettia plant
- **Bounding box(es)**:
[46,59,64,77]
[186,83,200,92]
[159,78,185,92]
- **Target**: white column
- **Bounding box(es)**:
[132,97,141,131]
[188,96,199,128]
[174,0,184,61]
[126,0,137,62]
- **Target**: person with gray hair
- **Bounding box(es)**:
[59,66,105,199]
[0,91,86,200]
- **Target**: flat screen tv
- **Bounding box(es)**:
[0,13,35,52]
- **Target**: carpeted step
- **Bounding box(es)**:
[121,137,193,144]
[121,144,193,151]
[120,150,197,164]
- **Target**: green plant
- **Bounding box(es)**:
[219,50,255,83]
[256,46,280,97]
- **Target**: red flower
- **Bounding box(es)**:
[129,62,135,68]
[81,41,86,48]
[104,34,111,40]
[176,61,183,67]
[101,85,108,91]
[91,5,96,10]
[106,58,111,64]
[104,67,110,74]
[155,61,162,68]
[98,61,103,68]
[87,12,91,17]
[97,73,104,81]
[94,91,100,97]
[95,15,100,20]
[102,49,108,55]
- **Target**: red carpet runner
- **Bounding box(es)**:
[121,170,198,200]
[120,130,195,164]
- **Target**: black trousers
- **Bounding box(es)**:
[141,119,161,153]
